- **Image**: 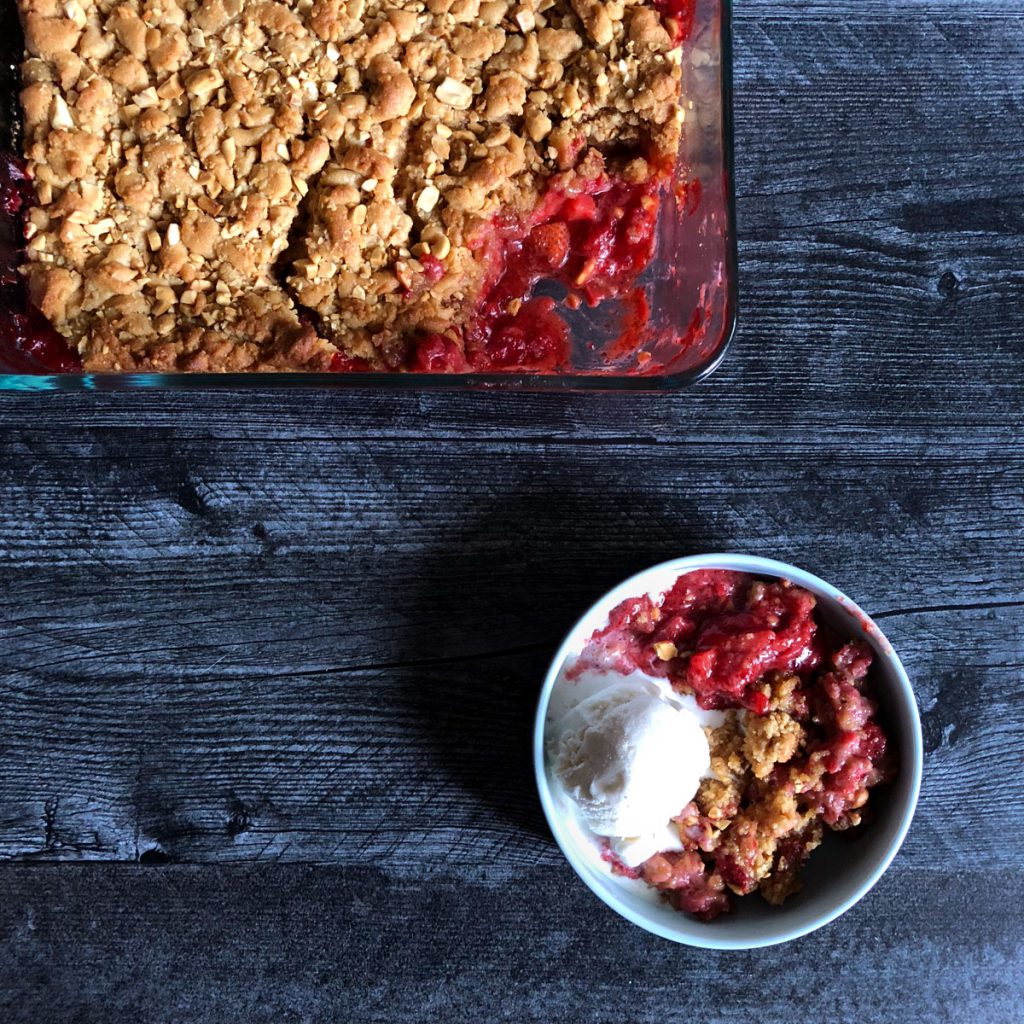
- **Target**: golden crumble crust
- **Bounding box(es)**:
[696,712,747,825]
[692,709,821,901]
[742,709,805,780]
[16,0,683,371]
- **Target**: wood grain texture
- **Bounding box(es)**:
[1,864,1020,1024]
[0,431,1021,868]
[0,0,1022,1019]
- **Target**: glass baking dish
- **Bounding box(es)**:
[0,0,735,392]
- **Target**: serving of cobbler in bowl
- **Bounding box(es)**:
[0,0,735,380]
[535,555,923,949]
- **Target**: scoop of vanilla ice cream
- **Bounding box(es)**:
[553,678,710,840]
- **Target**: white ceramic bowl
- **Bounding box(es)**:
[534,554,923,949]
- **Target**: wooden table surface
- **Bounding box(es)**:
[2,1,1023,1020]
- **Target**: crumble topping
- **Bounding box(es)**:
[699,711,822,903]
[16,0,684,371]
[742,706,804,780]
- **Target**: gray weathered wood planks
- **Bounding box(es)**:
[0,1,1022,1020]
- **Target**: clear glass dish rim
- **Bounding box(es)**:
[0,0,738,394]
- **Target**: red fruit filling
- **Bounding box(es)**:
[328,351,374,373]
[575,569,822,713]
[410,171,664,373]
[0,156,81,373]
[654,0,696,44]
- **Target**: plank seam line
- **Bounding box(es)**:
[251,639,557,678]
[872,598,1023,620]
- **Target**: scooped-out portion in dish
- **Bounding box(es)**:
[2,0,714,375]
[548,569,896,920]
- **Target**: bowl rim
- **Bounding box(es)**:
[533,553,924,949]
